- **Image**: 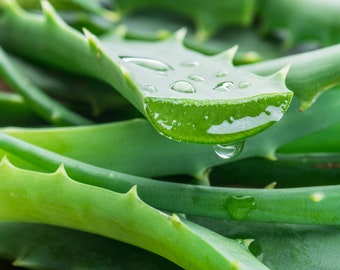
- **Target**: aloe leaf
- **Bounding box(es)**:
[1,119,220,177]
[0,157,268,270]
[8,54,136,118]
[0,92,45,126]
[3,87,340,179]
[0,222,181,270]
[0,130,339,225]
[212,154,340,188]
[244,43,340,111]
[191,217,340,270]
[242,88,340,160]
[115,0,256,40]
[259,0,340,48]
[277,122,340,154]
[0,47,93,126]
[0,0,293,144]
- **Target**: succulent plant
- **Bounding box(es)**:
[0,0,339,269]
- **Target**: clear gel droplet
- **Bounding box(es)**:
[170,80,196,93]
[188,74,204,82]
[181,60,200,67]
[120,56,172,71]
[213,81,234,91]
[213,141,244,159]
[238,81,250,89]
[226,195,256,220]
[216,70,229,77]
[143,85,157,93]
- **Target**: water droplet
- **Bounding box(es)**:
[213,81,234,91]
[238,81,250,89]
[170,80,196,93]
[181,60,200,67]
[213,141,244,159]
[157,71,168,76]
[120,56,172,71]
[235,238,254,250]
[216,70,229,77]
[143,85,157,93]
[226,195,256,220]
[188,74,204,82]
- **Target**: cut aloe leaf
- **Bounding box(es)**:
[0,1,293,144]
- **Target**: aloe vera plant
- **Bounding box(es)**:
[0,0,340,269]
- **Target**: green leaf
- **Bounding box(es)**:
[0,222,181,270]
[0,47,93,126]
[115,0,256,39]
[191,217,340,270]
[1,130,340,225]
[259,0,340,48]
[0,92,45,127]
[0,0,293,144]
[244,44,340,110]
[0,157,268,270]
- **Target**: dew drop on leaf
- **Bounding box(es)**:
[143,85,157,93]
[181,60,200,67]
[225,195,256,220]
[213,141,244,159]
[188,74,204,82]
[170,80,196,93]
[238,81,251,89]
[120,56,172,71]
[213,81,234,91]
[216,70,229,77]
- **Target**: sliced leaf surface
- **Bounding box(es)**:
[0,0,293,144]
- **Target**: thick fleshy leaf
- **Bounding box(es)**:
[0,0,292,144]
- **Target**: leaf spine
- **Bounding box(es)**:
[173,27,188,44]
[41,0,64,26]
[126,185,139,199]
[215,45,239,64]
[83,28,103,57]
[170,213,182,227]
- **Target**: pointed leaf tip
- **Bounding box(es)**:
[127,185,139,198]
[274,64,291,81]
[216,45,239,64]
[0,155,11,167]
[41,0,63,25]
[170,214,183,227]
[54,163,68,177]
[83,28,103,57]
[114,25,128,38]
[174,27,188,43]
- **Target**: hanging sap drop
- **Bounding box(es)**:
[213,141,244,159]
[120,56,172,71]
